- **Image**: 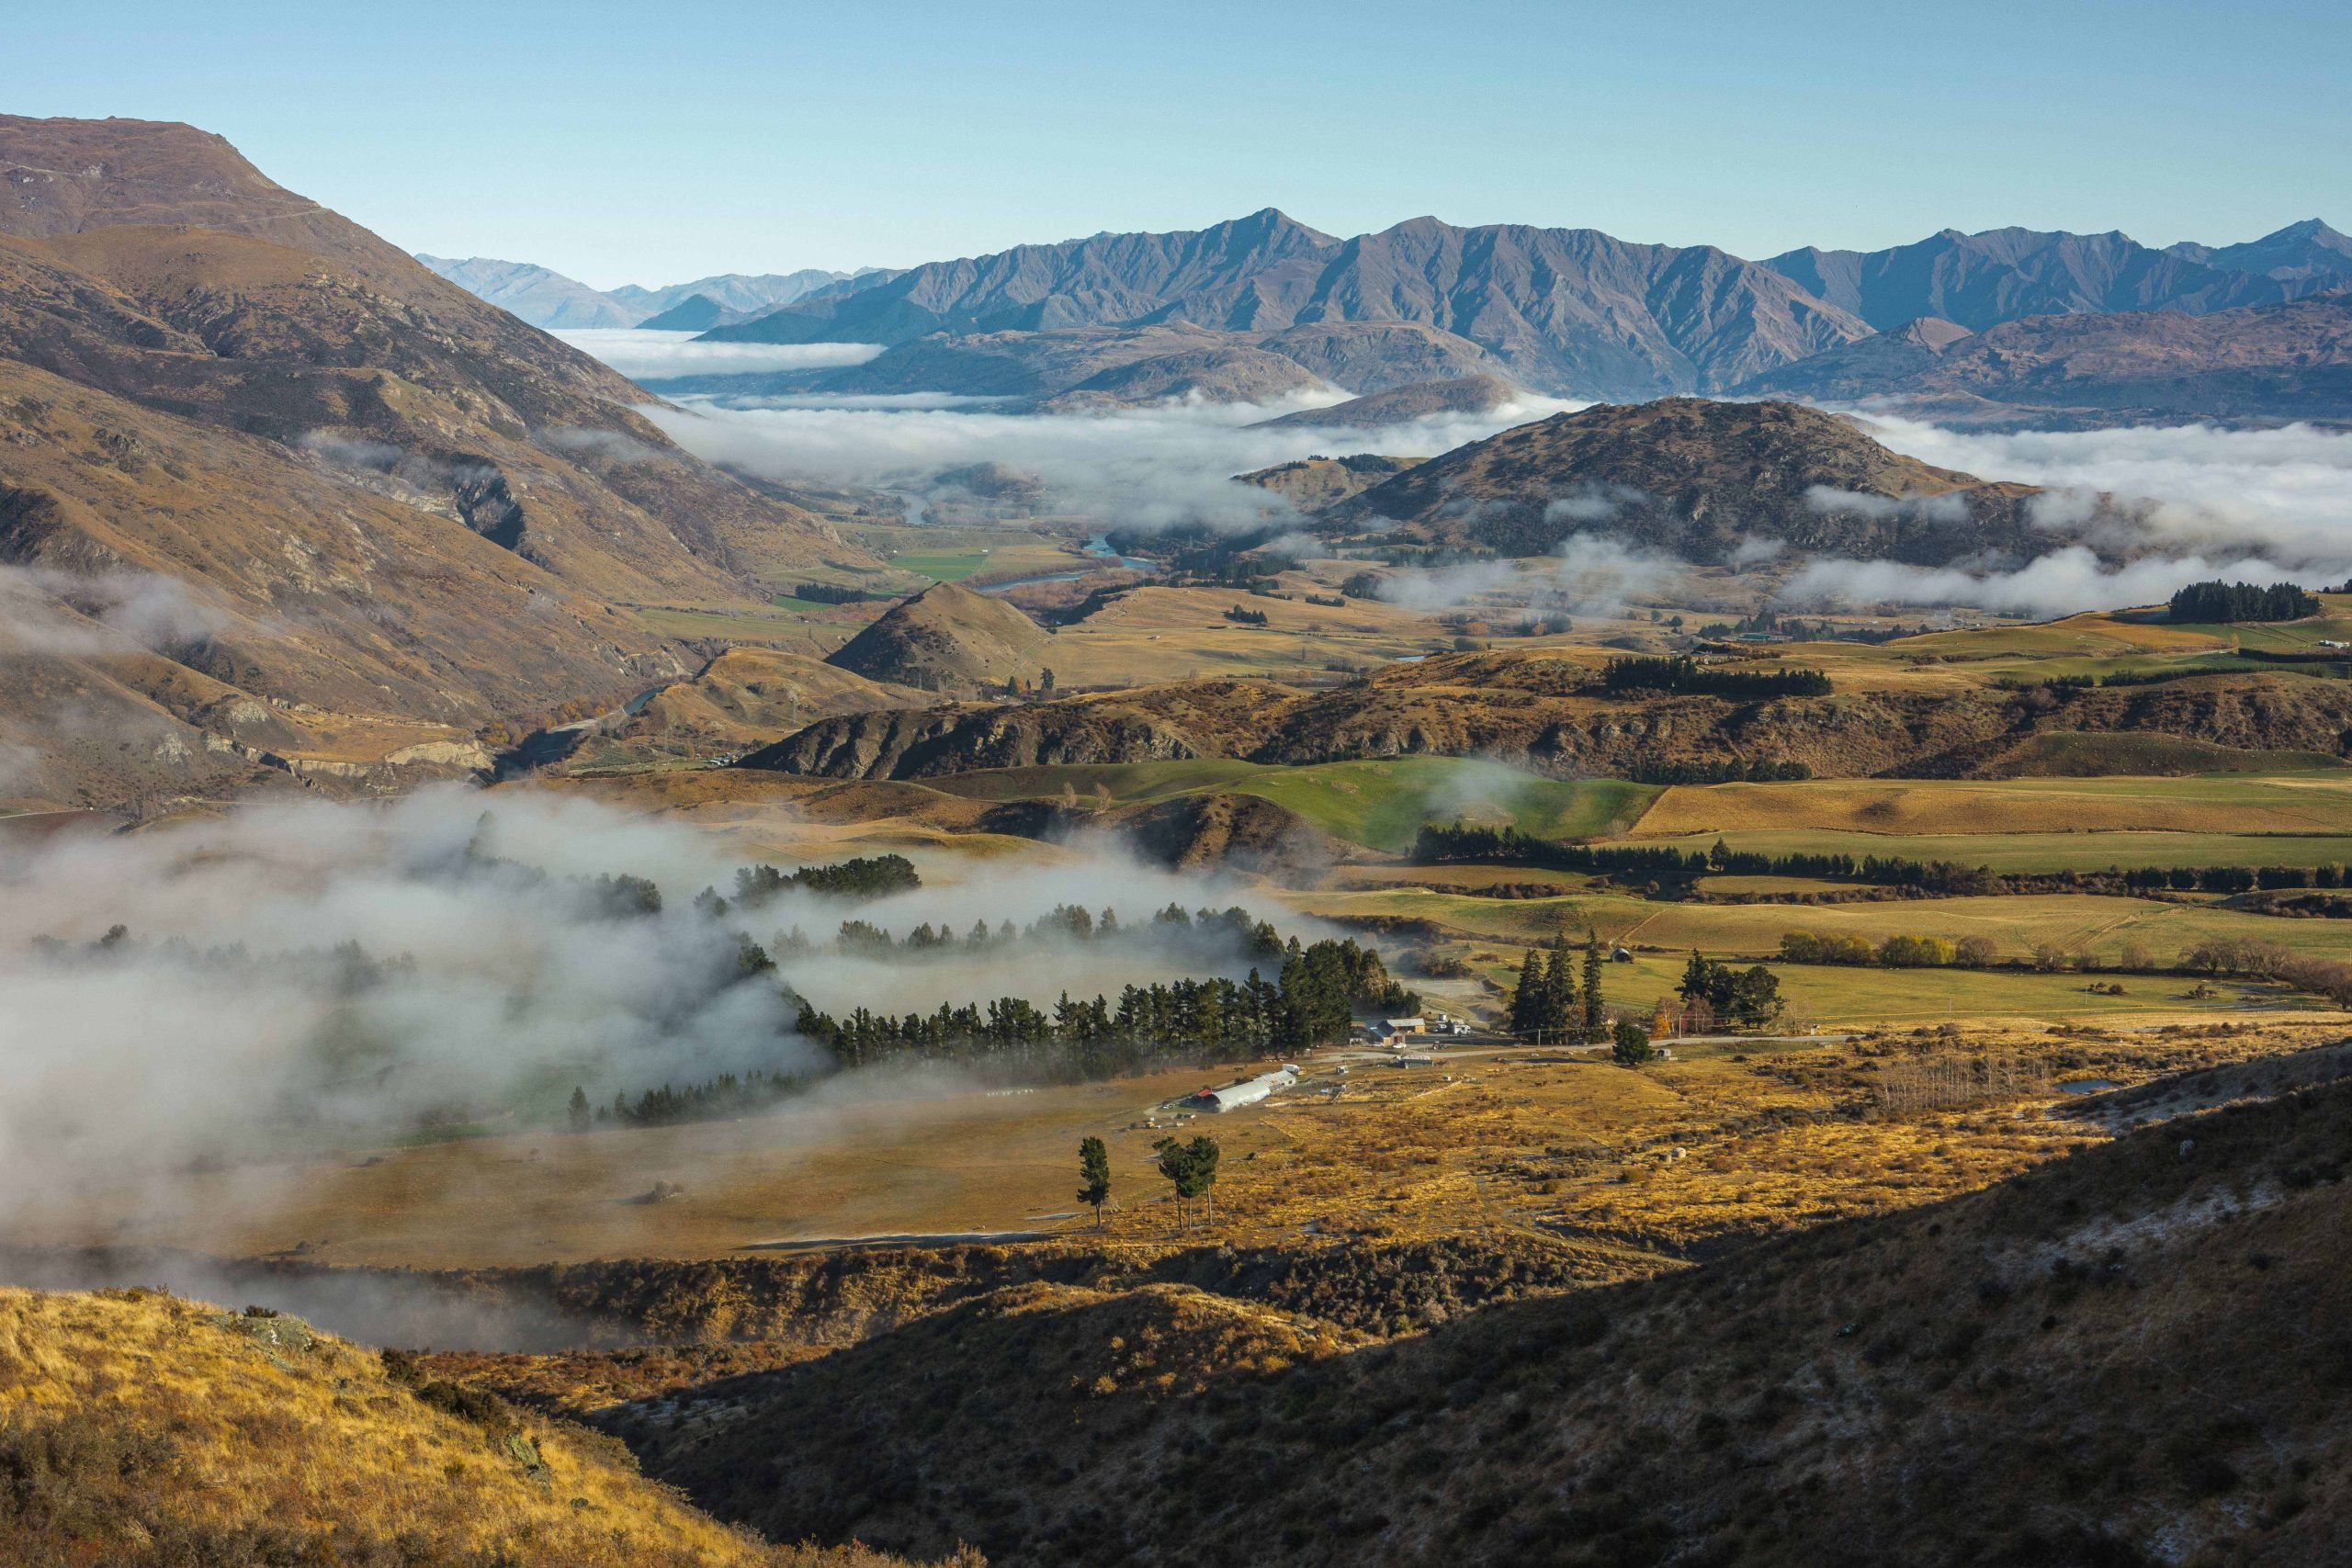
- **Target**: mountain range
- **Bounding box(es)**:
[414,254,882,330]
[673,211,2347,405]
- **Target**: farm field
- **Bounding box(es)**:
[929,757,1657,852]
[1629,772,2352,840]
[1289,886,2352,968]
[1028,584,1446,683]
[1621,828,2352,874]
[1771,596,2352,693]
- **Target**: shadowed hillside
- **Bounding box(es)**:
[626,1067,2352,1567]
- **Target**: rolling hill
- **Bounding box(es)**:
[1233,453,1424,510]
[1322,396,2067,561]
[741,646,2352,785]
[820,581,1051,692]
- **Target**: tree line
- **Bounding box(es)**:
[2167,580,2321,624]
[1779,931,1999,968]
[1506,931,1608,1042]
[774,902,1286,964]
[1416,824,2352,906]
[788,935,1414,1080]
[1598,655,1832,698]
[728,853,922,907]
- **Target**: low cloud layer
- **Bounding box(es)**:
[0,565,235,658]
[1777,546,2319,618]
[554,329,885,381]
[644,392,1578,534]
[0,787,1315,1244]
[1377,535,1689,619]
[1860,415,2352,568]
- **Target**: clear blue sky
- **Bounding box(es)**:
[17,0,2348,288]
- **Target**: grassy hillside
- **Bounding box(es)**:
[0,1287,956,1566]
[927,757,1656,852]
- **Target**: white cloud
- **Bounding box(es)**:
[1776,545,2334,618]
[1804,485,1970,522]
[0,566,236,658]
[1378,534,1688,617]
[644,393,1577,534]
[1857,415,2352,567]
[553,329,885,381]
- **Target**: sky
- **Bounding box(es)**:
[14,0,2349,288]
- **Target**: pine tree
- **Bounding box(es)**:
[1541,931,1577,1038]
[1679,949,1713,1001]
[1077,1136,1113,1229]
[1509,947,1548,1035]
[1582,931,1606,1042]
[566,1086,592,1134]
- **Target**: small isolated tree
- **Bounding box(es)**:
[567,1086,592,1134]
[1611,1017,1654,1066]
[1040,667,1057,692]
[1077,1136,1113,1229]
[1154,1134,1222,1228]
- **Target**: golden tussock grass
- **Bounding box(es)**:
[0,1286,971,1567]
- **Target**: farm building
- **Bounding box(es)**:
[1187,1067,1298,1113]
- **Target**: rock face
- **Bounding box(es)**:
[1323,397,2068,563]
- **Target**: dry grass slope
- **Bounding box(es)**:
[0,1287,971,1566]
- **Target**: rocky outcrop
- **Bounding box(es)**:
[735,654,2352,784]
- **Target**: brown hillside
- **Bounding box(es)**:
[1110,789,1335,874]
[1328,396,2064,563]
[820,582,1051,691]
[1233,453,1423,511]
[608,649,931,756]
[0,117,874,804]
